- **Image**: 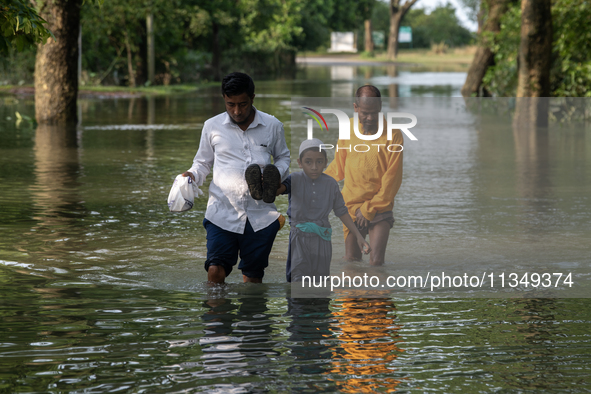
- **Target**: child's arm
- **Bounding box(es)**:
[276,184,287,195]
[276,174,291,196]
[339,213,371,254]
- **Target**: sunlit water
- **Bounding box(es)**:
[1,65,591,392]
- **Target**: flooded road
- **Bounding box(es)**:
[1,65,591,392]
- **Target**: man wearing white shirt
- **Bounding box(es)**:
[182,72,290,284]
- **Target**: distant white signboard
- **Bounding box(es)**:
[329,32,357,53]
[399,26,412,43]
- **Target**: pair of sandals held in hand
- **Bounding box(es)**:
[245,164,280,204]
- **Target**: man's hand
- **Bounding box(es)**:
[355,208,369,229]
[182,171,195,183]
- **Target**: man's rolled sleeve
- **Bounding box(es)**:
[187,123,214,187]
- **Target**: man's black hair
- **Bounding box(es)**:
[222,72,255,97]
[299,147,328,161]
[355,85,381,105]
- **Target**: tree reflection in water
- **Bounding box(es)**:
[27,124,86,267]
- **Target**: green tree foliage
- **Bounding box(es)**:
[371,0,391,35]
[550,0,591,97]
[81,0,305,84]
[480,2,520,96]
[0,0,53,54]
[402,4,474,49]
[292,0,332,51]
[357,0,390,50]
[458,0,480,24]
[361,2,475,51]
[81,0,201,85]
[482,0,591,97]
[239,0,303,52]
[294,0,373,51]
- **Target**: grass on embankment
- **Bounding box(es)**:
[0,82,219,98]
[391,47,475,66]
[80,82,218,95]
[299,46,476,68]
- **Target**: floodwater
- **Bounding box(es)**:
[1,64,591,392]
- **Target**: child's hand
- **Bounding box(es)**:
[276,184,286,196]
[358,237,371,255]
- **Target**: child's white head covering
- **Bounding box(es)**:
[299,138,325,156]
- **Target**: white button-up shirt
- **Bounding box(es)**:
[187,108,290,233]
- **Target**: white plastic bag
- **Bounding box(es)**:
[167,174,203,212]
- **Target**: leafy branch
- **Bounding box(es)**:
[0,0,54,53]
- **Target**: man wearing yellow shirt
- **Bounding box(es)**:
[325,85,403,266]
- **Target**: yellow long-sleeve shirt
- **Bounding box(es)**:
[325,118,403,238]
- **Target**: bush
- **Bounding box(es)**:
[430,41,449,54]
[0,47,36,85]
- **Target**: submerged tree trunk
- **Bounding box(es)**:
[514,0,552,127]
[461,0,514,97]
[386,0,419,61]
[35,0,82,125]
[364,19,374,53]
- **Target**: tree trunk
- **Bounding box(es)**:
[515,0,552,98]
[77,28,81,85]
[476,3,485,34]
[461,0,514,97]
[387,0,419,61]
[146,13,155,85]
[136,23,147,86]
[387,6,402,60]
[364,19,374,53]
[124,31,136,87]
[35,0,82,125]
[212,21,221,82]
[513,0,552,128]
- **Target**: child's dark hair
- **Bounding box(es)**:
[299,147,328,161]
[221,72,255,97]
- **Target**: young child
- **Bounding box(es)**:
[277,138,371,282]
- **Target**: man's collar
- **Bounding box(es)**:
[222,106,266,129]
